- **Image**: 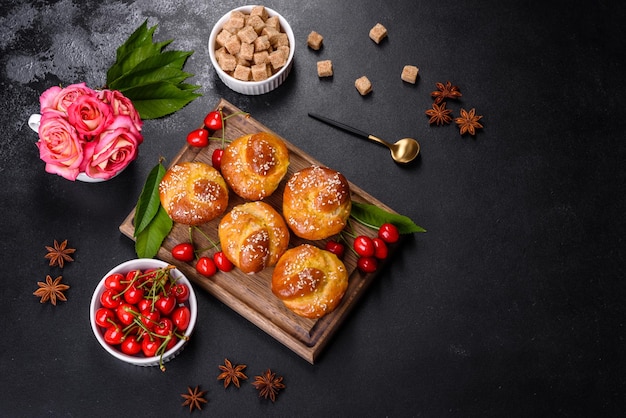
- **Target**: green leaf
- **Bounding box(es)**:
[135,205,173,259]
[115,20,154,61]
[122,82,201,120]
[351,202,426,234]
[108,50,192,90]
[133,162,166,237]
[107,40,172,84]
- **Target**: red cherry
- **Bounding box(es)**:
[213,251,233,272]
[212,148,224,170]
[120,335,142,355]
[171,283,190,302]
[325,240,345,258]
[186,128,209,147]
[172,306,191,331]
[353,236,376,258]
[196,256,217,277]
[357,256,378,274]
[378,223,400,244]
[171,243,195,262]
[155,294,176,316]
[204,110,223,131]
[372,238,388,260]
[141,337,160,357]
[95,307,116,328]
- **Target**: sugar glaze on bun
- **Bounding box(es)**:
[159,162,229,225]
[282,165,351,240]
[220,131,290,201]
[218,201,290,274]
[272,244,348,318]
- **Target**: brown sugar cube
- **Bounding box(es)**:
[216,29,233,48]
[265,15,280,31]
[250,5,268,20]
[217,53,237,72]
[247,14,266,33]
[268,50,287,70]
[237,25,258,44]
[261,26,280,41]
[277,45,290,60]
[233,64,251,81]
[401,65,419,83]
[238,42,255,61]
[253,50,270,65]
[251,63,270,81]
[224,14,245,33]
[270,32,289,48]
[224,34,241,55]
[307,31,324,50]
[253,35,271,52]
[317,60,333,77]
[355,76,372,95]
[235,54,250,66]
[369,23,388,44]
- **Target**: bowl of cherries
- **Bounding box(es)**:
[89,259,197,370]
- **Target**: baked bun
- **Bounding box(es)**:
[220,132,289,201]
[159,162,229,225]
[218,201,290,274]
[272,244,348,318]
[282,166,351,240]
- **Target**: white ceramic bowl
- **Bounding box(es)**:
[89,259,198,368]
[208,5,295,95]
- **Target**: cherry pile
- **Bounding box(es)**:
[325,222,400,274]
[95,266,191,371]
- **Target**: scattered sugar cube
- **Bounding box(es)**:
[355,76,372,95]
[307,31,324,50]
[401,65,419,84]
[317,60,333,77]
[369,23,388,44]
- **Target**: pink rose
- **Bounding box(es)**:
[67,94,114,139]
[40,82,94,113]
[36,112,85,181]
[98,89,143,132]
[81,115,143,180]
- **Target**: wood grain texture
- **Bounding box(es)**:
[120,99,402,363]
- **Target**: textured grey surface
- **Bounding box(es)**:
[1,0,625,416]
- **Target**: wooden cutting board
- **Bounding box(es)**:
[119,98,403,363]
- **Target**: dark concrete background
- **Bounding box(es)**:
[1,0,625,416]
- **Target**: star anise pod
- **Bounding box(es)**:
[252,369,285,402]
[218,358,248,388]
[44,239,75,268]
[425,102,453,126]
[180,386,208,412]
[33,275,70,305]
[431,81,462,104]
[455,108,483,135]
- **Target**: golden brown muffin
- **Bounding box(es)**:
[220,132,290,201]
[218,201,290,274]
[159,162,229,225]
[272,244,348,318]
[282,165,351,240]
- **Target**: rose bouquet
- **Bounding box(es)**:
[30,20,200,182]
[35,83,143,181]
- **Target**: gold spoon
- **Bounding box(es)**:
[308,113,420,164]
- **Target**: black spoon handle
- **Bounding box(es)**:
[308,113,370,139]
